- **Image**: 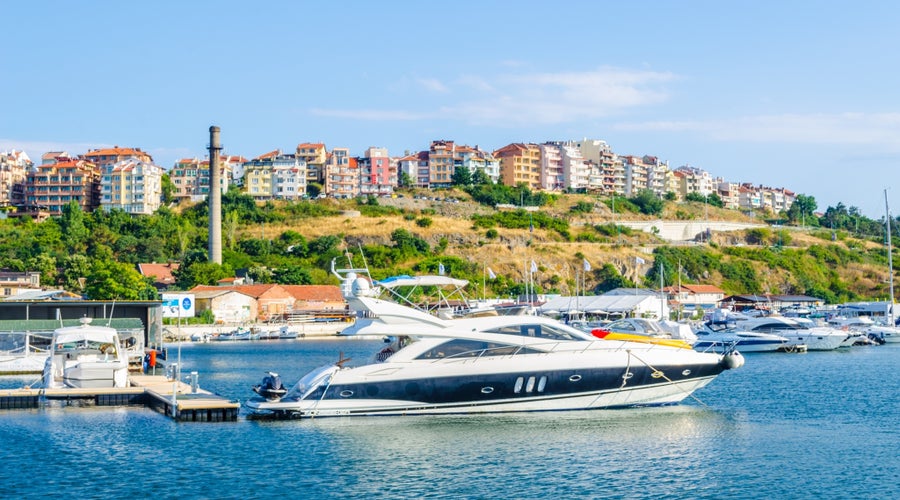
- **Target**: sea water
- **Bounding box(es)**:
[1,340,897,499]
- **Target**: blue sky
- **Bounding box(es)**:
[2,1,899,217]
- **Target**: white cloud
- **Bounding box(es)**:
[415,77,449,93]
[311,67,676,125]
[309,108,428,121]
[615,112,900,149]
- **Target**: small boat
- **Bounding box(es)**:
[253,371,288,400]
[730,315,849,351]
[42,317,129,389]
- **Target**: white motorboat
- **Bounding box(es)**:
[827,316,897,345]
[0,332,52,374]
[693,319,790,353]
[730,315,849,351]
[244,263,744,419]
[42,317,129,389]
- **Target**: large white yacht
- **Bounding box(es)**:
[42,318,129,389]
[244,263,744,419]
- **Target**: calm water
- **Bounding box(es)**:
[1,340,898,499]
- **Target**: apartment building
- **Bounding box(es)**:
[325,148,357,198]
[494,143,541,190]
[82,146,153,167]
[100,158,165,214]
[296,143,327,186]
[0,150,31,206]
[358,147,394,196]
[26,157,100,214]
[169,158,232,202]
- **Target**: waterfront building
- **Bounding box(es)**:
[663,284,726,311]
[0,150,31,207]
[137,262,179,292]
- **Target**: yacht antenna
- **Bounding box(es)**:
[886,189,894,325]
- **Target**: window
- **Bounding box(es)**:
[415,339,537,360]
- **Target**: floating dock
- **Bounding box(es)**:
[0,375,239,422]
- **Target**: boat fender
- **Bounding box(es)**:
[720,351,745,370]
[148,349,157,367]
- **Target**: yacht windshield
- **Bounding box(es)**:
[484,323,588,341]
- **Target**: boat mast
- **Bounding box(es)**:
[886,189,895,324]
[659,261,665,320]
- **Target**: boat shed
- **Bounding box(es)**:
[0,299,162,346]
[539,288,670,320]
[719,294,824,312]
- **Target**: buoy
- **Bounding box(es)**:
[721,351,745,370]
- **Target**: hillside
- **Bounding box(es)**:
[239,191,894,304]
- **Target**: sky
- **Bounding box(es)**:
[2,1,899,218]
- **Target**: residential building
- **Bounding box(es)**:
[716,180,741,210]
[82,146,153,168]
[137,262,179,291]
[0,150,31,207]
[282,285,346,313]
[395,152,425,188]
[427,140,458,188]
[457,144,500,184]
[494,143,541,190]
[620,155,649,196]
[41,151,71,164]
[325,147,356,198]
[358,147,394,196]
[664,284,726,311]
[559,143,590,191]
[0,271,41,298]
[100,158,165,214]
[192,289,256,324]
[169,158,232,202]
[296,143,327,186]
[539,143,564,190]
[26,157,100,214]
[673,165,715,199]
[243,150,307,201]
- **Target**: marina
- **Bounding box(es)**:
[1,339,897,498]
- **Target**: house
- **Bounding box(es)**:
[0,271,42,298]
[663,284,726,311]
[137,263,179,291]
[191,289,256,324]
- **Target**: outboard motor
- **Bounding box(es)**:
[253,371,288,401]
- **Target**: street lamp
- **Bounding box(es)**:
[704,192,709,243]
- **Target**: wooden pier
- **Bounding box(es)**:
[0,375,239,422]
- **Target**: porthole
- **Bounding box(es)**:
[682,369,691,376]
[481,387,494,394]
[514,377,524,393]
[339,390,354,398]
[537,376,547,392]
[569,374,582,382]
[526,376,536,393]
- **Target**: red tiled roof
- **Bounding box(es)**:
[282,285,344,302]
[137,263,179,284]
[190,284,280,298]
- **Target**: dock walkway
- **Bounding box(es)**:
[0,375,239,422]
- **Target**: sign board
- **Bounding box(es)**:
[161,293,195,318]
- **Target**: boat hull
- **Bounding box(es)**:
[246,352,728,419]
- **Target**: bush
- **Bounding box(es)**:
[416,217,433,228]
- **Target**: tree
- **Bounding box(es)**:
[85,259,158,300]
[161,174,176,203]
[398,170,414,188]
[787,194,818,225]
[629,190,664,216]
[471,168,492,186]
[59,201,89,253]
[273,265,313,285]
[451,166,473,186]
